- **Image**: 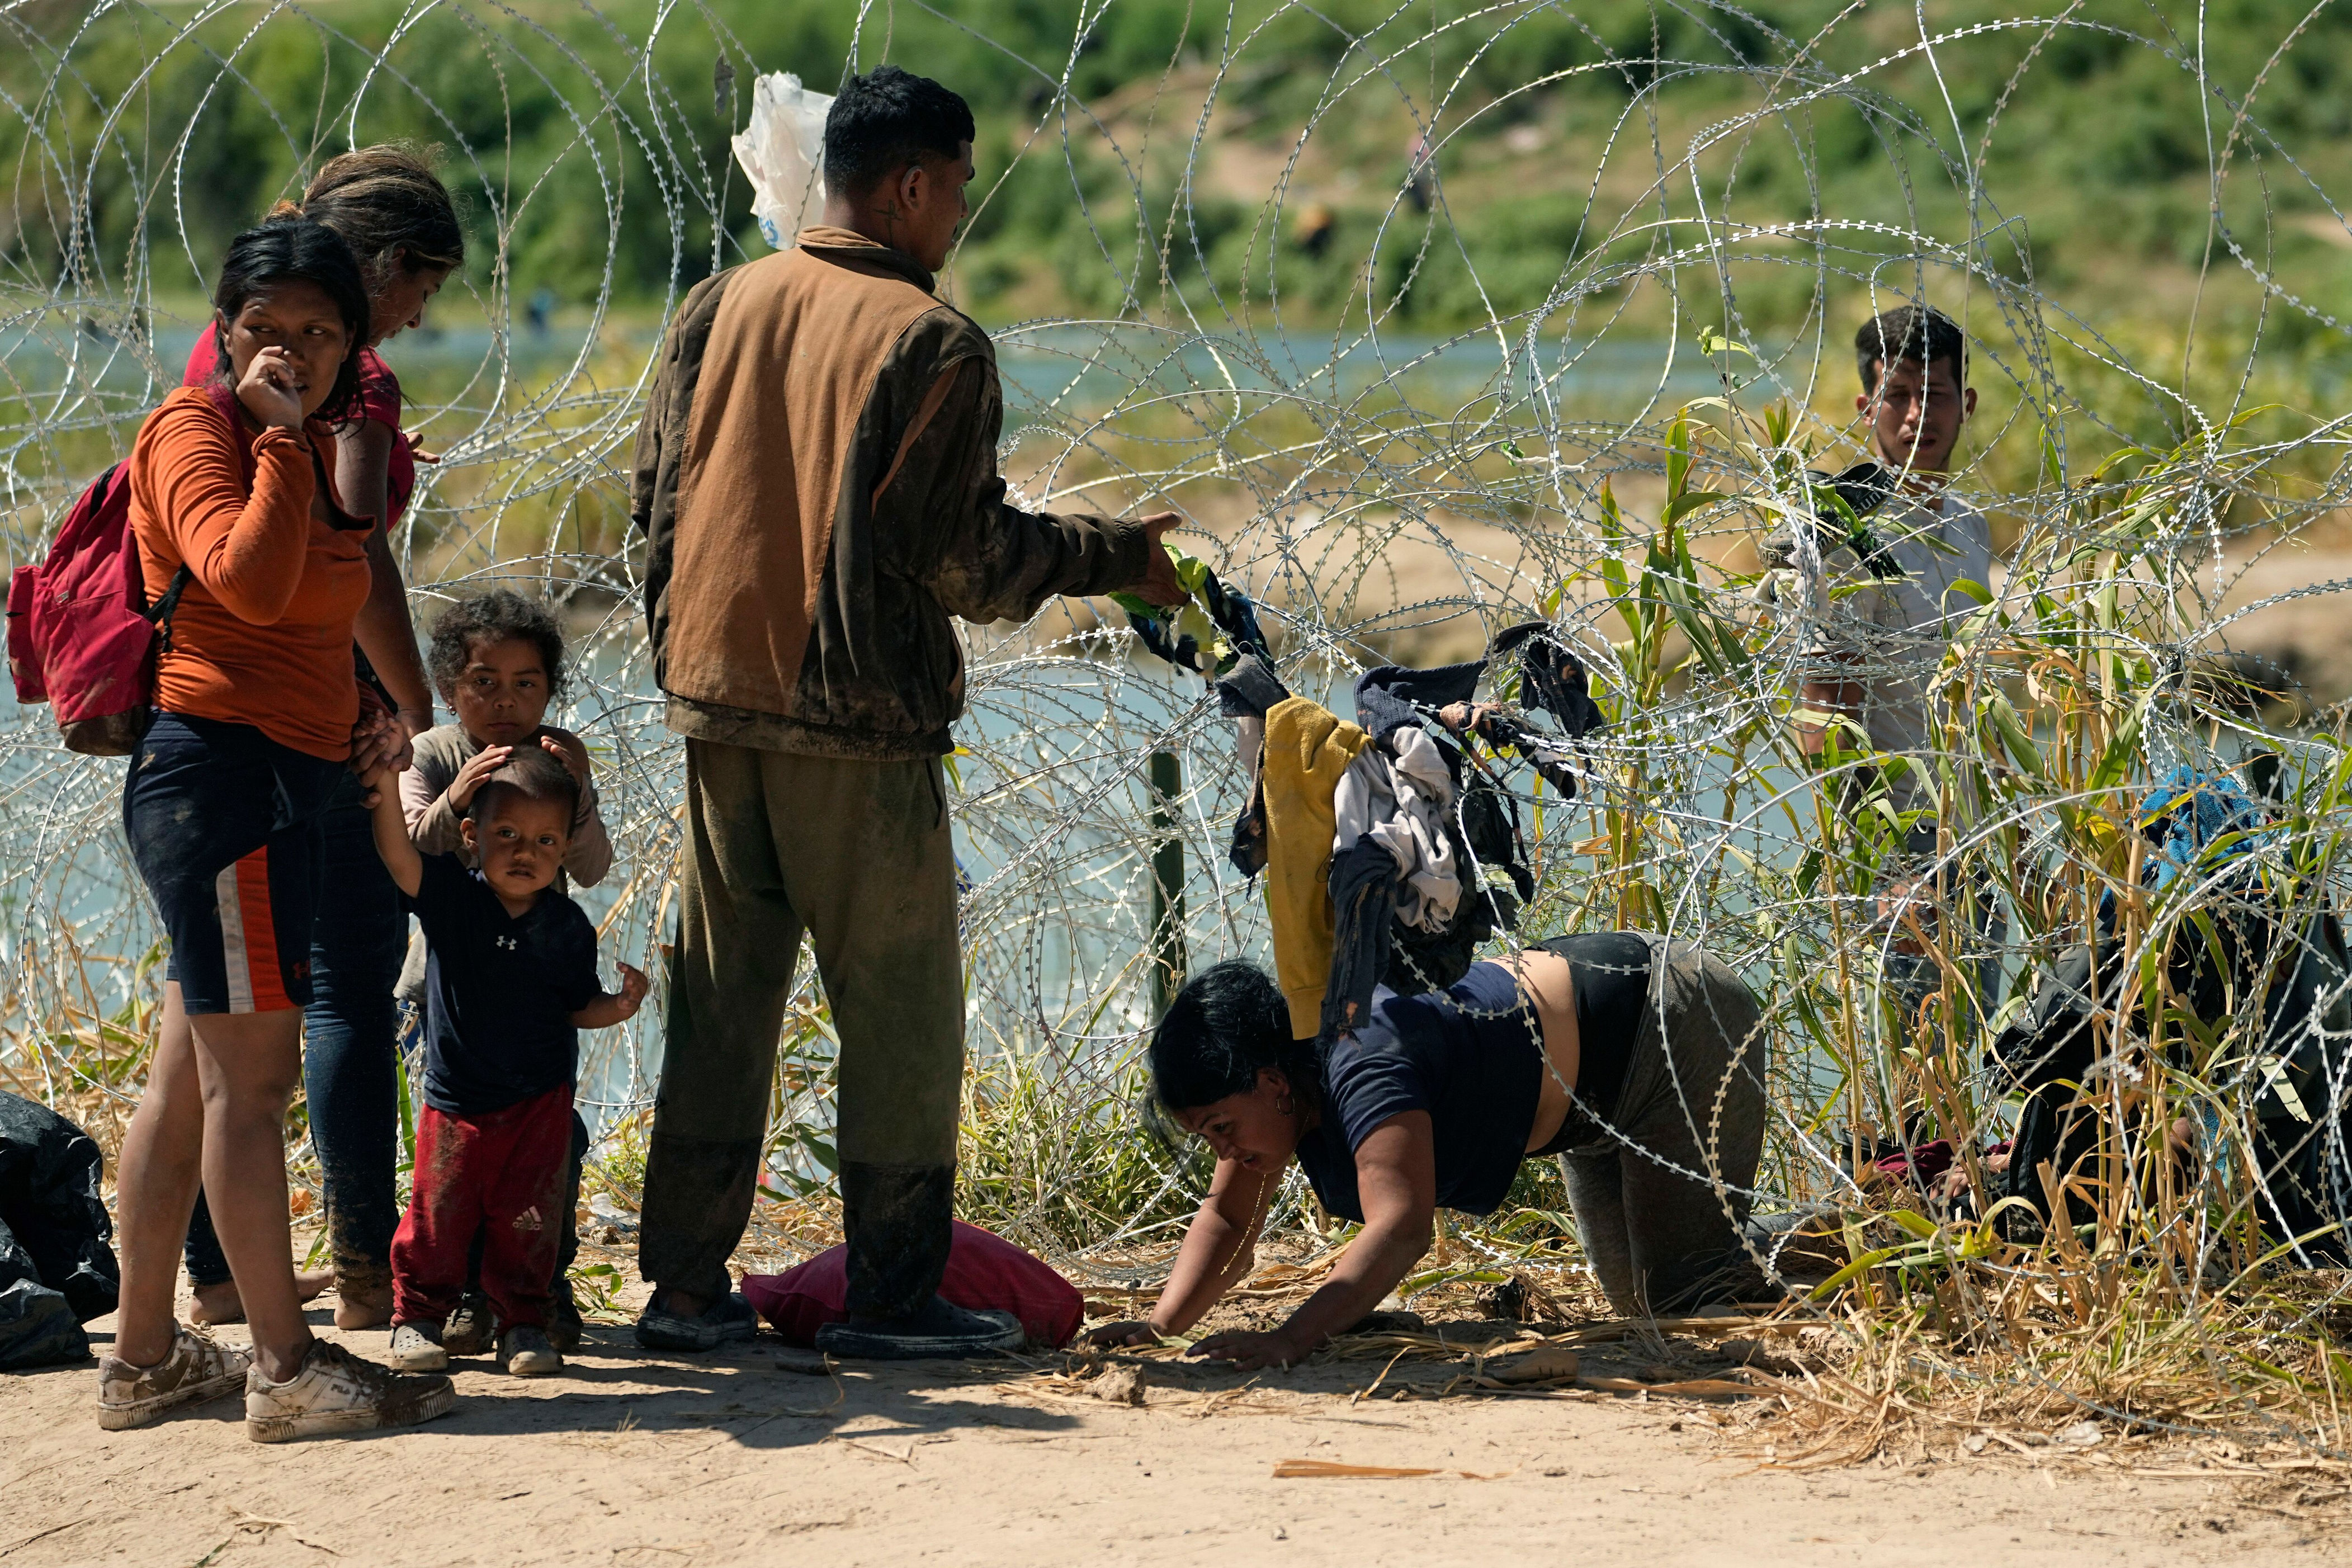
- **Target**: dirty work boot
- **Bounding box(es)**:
[635,1287,758,1352]
[815,1296,1023,1360]
[97,1325,250,1430]
[244,1339,455,1443]
[387,1320,448,1371]
[441,1290,495,1356]
[500,1324,563,1377]
[814,1162,1023,1361]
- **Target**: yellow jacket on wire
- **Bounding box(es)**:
[1259,696,1371,1040]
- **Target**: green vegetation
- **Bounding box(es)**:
[8,1,2352,347]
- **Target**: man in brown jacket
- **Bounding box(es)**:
[629,67,1180,1357]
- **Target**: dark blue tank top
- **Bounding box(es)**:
[1291,933,1651,1221]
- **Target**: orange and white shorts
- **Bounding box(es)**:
[123,711,344,1014]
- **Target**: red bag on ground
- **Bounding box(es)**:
[742,1221,1083,1349]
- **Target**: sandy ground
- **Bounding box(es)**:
[3,1279,2345,1568]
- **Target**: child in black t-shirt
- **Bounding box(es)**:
[366,745,646,1377]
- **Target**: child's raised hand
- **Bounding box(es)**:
[611,962,649,1019]
[447,744,514,810]
[540,731,592,788]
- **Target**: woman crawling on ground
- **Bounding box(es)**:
[1090,938,1769,1370]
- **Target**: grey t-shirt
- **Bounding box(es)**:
[1772,486,1995,787]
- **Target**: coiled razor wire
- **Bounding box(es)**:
[6,1,2352,1453]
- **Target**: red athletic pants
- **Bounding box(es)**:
[391,1083,572,1330]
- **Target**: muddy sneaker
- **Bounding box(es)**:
[635,1290,758,1353]
[245,1338,455,1443]
[97,1325,251,1430]
[500,1325,563,1377]
[387,1321,448,1371]
[815,1296,1024,1361]
[442,1291,495,1357]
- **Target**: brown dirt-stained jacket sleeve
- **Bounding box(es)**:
[876,316,1150,624]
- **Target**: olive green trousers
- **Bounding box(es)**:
[637,739,963,1302]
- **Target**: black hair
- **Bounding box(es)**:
[300,144,466,293]
[210,215,371,425]
[427,589,567,706]
[1149,961,1318,1112]
[466,742,579,828]
[821,65,975,197]
[1856,304,1967,395]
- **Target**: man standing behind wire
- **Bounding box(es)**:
[628,66,1183,1358]
[1762,304,2000,1040]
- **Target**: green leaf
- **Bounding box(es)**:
[1665,412,1693,500]
[1697,326,1754,358]
[1173,551,1212,597]
[1807,1245,1900,1300]
[1661,489,1721,527]
[2087,698,2150,796]
[1986,692,2044,779]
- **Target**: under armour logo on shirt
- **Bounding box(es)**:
[496,935,517,951]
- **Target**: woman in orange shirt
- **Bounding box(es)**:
[98,215,455,1442]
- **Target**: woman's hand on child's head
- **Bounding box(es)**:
[447,744,515,810]
[1083,1320,1164,1350]
[611,962,650,1019]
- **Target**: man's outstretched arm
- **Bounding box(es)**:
[903,354,1181,618]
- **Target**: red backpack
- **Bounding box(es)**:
[7,385,248,755]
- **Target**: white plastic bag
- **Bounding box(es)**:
[731,72,833,251]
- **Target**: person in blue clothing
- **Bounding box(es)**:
[1090,939,1769,1368]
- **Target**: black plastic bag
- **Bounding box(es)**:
[1,1092,120,1369]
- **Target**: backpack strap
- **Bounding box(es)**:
[147,564,194,651]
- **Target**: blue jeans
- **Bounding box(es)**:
[187,774,407,1288]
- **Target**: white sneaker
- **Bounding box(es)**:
[244,1338,456,1443]
[97,1325,250,1430]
